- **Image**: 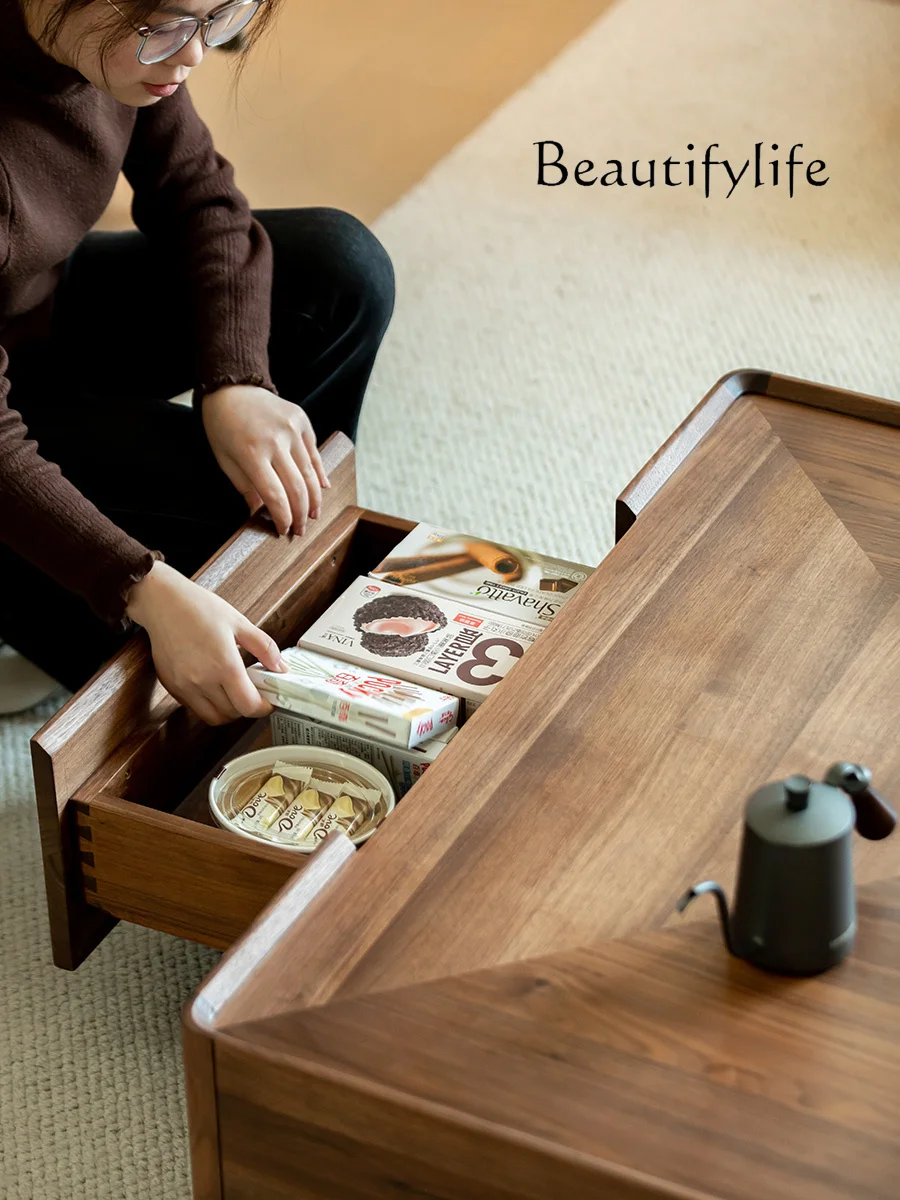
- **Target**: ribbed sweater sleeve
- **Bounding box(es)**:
[122,85,275,399]
[0,159,163,629]
[0,361,164,631]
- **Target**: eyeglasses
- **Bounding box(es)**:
[105,0,263,66]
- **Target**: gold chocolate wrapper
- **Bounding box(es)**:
[308,794,367,844]
[232,763,313,834]
[268,787,326,843]
[267,774,380,847]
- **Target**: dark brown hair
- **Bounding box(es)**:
[27,0,280,77]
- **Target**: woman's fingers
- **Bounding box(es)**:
[166,682,229,726]
[272,449,311,535]
[289,440,323,522]
[223,632,279,719]
[223,628,283,720]
[222,670,274,720]
[165,657,274,726]
[236,621,288,673]
[251,459,293,536]
[303,427,331,490]
[228,422,329,537]
[213,679,261,723]
[216,456,263,517]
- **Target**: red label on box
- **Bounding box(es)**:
[453,613,483,628]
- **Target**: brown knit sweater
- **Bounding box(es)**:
[0,0,275,628]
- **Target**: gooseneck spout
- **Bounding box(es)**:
[676,880,736,956]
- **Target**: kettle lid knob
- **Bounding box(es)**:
[784,775,811,812]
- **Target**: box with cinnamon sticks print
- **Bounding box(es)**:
[297,577,543,714]
[368,524,593,626]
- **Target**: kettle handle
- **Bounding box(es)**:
[851,786,897,841]
[825,763,897,841]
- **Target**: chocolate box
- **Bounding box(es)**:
[368,523,593,626]
[297,577,542,712]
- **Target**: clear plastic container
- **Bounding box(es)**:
[209,745,395,852]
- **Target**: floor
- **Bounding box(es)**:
[97,0,619,230]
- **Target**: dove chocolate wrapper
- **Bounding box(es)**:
[231,762,314,834]
[267,777,379,846]
[370,523,593,626]
[268,787,326,843]
[248,645,458,749]
[298,577,542,713]
[307,793,368,845]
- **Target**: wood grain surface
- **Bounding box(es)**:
[76,793,304,947]
[754,395,900,593]
[214,879,900,1200]
[181,1014,222,1200]
[184,832,356,1200]
[211,397,900,1028]
[185,376,900,1199]
[616,368,900,542]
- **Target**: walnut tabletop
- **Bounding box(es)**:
[184,371,900,1200]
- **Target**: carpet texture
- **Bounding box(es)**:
[0,695,219,1200]
[4,0,900,1195]
[358,0,900,564]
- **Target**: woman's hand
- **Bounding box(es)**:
[126,561,289,725]
[201,385,331,537]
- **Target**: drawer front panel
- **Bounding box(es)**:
[76,795,304,948]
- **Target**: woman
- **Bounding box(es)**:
[0,0,395,723]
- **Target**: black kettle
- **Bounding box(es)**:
[677,762,896,975]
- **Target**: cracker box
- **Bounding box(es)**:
[271,711,457,798]
[369,523,592,626]
[297,577,542,712]
[248,646,458,749]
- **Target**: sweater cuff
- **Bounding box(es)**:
[107,548,166,634]
[193,373,279,406]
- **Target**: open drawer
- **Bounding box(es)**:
[31,433,433,969]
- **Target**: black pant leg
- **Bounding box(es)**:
[46,207,396,444]
[257,208,395,443]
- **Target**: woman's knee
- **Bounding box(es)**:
[322,208,395,331]
[258,207,395,336]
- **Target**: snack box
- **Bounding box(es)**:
[297,577,542,713]
[369,523,593,626]
[247,646,458,750]
[271,711,458,798]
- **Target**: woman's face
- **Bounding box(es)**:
[29,0,211,107]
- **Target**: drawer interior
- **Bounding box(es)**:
[71,509,466,949]
[88,511,416,817]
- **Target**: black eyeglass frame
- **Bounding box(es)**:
[104,0,263,65]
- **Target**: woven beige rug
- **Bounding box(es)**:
[4,0,900,1195]
[359,0,900,562]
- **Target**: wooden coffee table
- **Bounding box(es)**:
[33,370,900,1199]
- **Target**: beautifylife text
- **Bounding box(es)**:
[535,142,829,198]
